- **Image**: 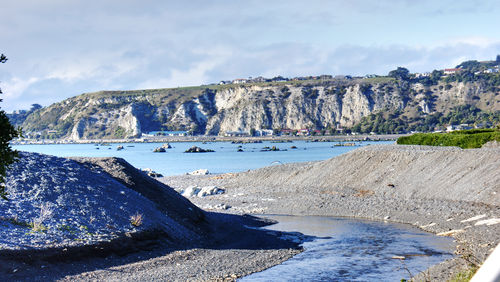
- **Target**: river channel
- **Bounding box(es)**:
[242,215,455,281]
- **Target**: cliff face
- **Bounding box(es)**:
[20,79,500,139]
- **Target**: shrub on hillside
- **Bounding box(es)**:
[397,129,500,149]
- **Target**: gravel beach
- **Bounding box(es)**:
[1,144,499,281]
[160,144,500,280]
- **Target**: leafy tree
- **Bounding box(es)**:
[496,55,500,63]
[388,67,410,81]
[30,103,42,111]
[0,54,20,200]
[430,70,443,83]
[456,60,482,72]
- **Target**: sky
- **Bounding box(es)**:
[1,0,500,112]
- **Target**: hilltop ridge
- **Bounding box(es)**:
[9,58,500,140]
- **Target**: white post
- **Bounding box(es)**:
[470,243,500,282]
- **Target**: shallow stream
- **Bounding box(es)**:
[242,215,454,281]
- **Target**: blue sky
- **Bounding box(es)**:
[1,0,500,112]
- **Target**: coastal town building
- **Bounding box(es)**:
[224,130,248,137]
[443,68,462,75]
[280,129,294,135]
[414,72,430,78]
[446,124,472,132]
[297,129,310,136]
[232,78,248,84]
[254,129,274,136]
[145,131,188,137]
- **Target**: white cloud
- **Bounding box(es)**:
[2,1,500,112]
[137,59,222,89]
[445,37,500,48]
[2,77,40,99]
[44,53,140,83]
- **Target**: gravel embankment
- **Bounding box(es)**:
[0,152,301,281]
[0,152,176,250]
[161,144,500,280]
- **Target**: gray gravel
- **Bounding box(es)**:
[1,152,171,250]
[161,144,500,280]
[0,152,301,281]
[3,144,499,281]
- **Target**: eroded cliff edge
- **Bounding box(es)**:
[19,78,500,139]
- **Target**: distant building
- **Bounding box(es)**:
[414,72,430,78]
[147,131,187,136]
[443,68,462,75]
[232,78,248,84]
[225,131,248,137]
[447,124,472,132]
[252,76,267,83]
[297,129,310,136]
[280,129,294,135]
[255,129,273,136]
[458,124,472,130]
[484,68,499,73]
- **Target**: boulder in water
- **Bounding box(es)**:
[184,146,214,153]
[153,147,166,153]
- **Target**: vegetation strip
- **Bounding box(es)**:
[397,129,500,149]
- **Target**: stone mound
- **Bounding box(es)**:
[1,152,207,252]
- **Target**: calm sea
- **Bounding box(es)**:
[13,140,392,176]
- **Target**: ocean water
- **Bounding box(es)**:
[13,140,392,176]
[242,215,455,282]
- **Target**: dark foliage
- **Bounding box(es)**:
[397,129,500,149]
[388,67,410,81]
[351,105,500,134]
[0,54,20,200]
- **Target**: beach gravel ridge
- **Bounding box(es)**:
[0,152,203,252]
